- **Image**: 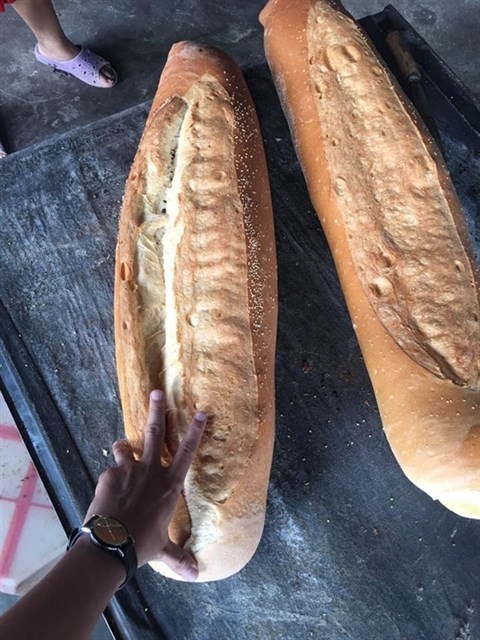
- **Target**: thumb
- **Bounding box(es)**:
[162,540,199,582]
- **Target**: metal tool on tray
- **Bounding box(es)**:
[381,8,446,158]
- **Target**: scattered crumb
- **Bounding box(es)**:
[302,359,310,373]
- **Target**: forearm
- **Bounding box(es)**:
[0,536,124,640]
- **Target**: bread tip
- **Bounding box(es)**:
[169,40,209,61]
[258,4,268,27]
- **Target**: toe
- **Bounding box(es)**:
[98,64,117,88]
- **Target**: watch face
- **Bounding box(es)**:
[92,516,129,547]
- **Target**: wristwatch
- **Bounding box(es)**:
[67,515,137,589]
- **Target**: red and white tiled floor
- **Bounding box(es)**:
[0,392,66,595]
[0,392,113,638]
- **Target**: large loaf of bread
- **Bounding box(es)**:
[114,42,277,580]
[260,0,480,518]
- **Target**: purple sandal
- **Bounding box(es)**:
[34,45,118,88]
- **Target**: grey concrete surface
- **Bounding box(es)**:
[0,0,479,153]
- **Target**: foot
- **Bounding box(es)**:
[36,40,116,88]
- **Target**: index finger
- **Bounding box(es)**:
[142,389,166,465]
[169,412,207,482]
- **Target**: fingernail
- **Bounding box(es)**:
[195,412,207,423]
[151,389,164,401]
[185,565,199,582]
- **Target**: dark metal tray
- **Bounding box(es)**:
[1,5,479,639]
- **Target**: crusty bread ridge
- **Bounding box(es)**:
[261,0,480,518]
[114,42,277,580]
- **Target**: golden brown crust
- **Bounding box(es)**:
[114,42,277,579]
[261,0,480,518]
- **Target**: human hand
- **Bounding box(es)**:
[84,389,206,581]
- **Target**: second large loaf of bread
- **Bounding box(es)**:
[114,42,277,580]
[261,0,480,518]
